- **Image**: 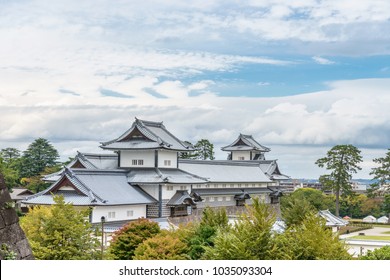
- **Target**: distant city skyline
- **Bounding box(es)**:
[1,0,389,178]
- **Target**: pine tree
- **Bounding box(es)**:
[315,145,362,216]
[20,138,59,178]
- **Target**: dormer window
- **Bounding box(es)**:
[132,159,144,166]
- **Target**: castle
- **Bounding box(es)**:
[23,118,289,224]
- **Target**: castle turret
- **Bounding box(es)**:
[221,134,270,161]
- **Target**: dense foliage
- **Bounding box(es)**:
[0,139,60,191]
[133,232,189,260]
[20,195,100,260]
[20,138,60,178]
[108,218,161,260]
[359,246,390,260]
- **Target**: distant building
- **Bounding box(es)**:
[23,118,289,225]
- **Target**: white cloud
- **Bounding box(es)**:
[1,77,389,178]
[312,56,336,65]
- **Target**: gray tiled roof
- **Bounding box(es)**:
[127,168,208,184]
[43,152,119,182]
[318,210,348,227]
[166,190,196,206]
[179,160,272,183]
[100,118,193,151]
[221,134,270,152]
[192,187,273,196]
[24,168,156,206]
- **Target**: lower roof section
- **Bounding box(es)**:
[127,168,207,184]
[24,168,157,206]
[192,187,273,196]
[179,160,273,183]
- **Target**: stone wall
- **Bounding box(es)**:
[0,173,34,260]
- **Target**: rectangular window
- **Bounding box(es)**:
[222,184,226,188]
[206,184,210,188]
[127,210,134,217]
[245,184,249,187]
[108,212,115,219]
[164,160,171,166]
[167,186,173,191]
[238,156,245,160]
[180,186,187,190]
[230,184,234,188]
[252,183,256,187]
[132,159,144,166]
[213,184,218,188]
[238,184,242,188]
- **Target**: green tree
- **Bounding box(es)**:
[0,148,22,190]
[133,231,189,260]
[20,166,60,193]
[20,195,100,260]
[281,197,316,227]
[179,141,197,159]
[281,188,334,212]
[108,218,160,260]
[370,149,390,195]
[0,158,20,190]
[315,145,363,216]
[360,246,390,260]
[184,207,230,259]
[274,213,351,260]
[203,198,276,260]
[194,139,215,160]
[20,138,60,178]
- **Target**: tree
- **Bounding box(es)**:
[370,149,390,195]
[281,188,334,212]
[108,218,160,260]
[133,231,189,260]
[20,195,100,260]
[20,138,60,178]
[360,246,390,260]
[0,158,20,190]
[281,197,316,227]
[203,198,277,260]
[194,139,215,160]
[20,166,60,193]
[274,213,351,260]
[0,148,21,165]
[315,145,362,216]
[0,148,22,190]
[179,141,197,159]
[186,207,229,259]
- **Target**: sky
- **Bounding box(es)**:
[0,0,389,179]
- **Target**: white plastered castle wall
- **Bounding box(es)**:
[158,150,178,168]
[120,150,154,167]
[232,151,251,160]
[91,204,147,223]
